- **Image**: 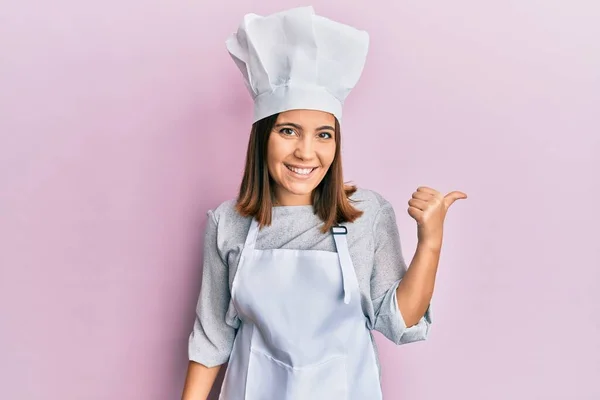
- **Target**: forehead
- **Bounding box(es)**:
[276,109,335,127]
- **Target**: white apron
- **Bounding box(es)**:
[219,219,382,399]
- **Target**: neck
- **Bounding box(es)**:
[273,190,312,206]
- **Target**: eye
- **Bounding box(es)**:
[279,128,296,136]
[318,132,333,139]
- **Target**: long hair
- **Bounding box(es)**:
[235,113,363,233]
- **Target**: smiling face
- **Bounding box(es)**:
[267,109,337,206]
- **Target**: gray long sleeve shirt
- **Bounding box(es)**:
[188,188,432,373]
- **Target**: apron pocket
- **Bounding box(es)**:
[246,348,348,400]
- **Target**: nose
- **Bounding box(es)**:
[293,135,315,160]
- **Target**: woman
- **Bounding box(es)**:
[182,6,467,400]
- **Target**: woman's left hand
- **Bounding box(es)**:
[407,186,468,251]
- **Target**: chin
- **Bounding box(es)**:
[283,183,317,196]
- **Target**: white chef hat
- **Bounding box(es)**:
[225,6,369,123]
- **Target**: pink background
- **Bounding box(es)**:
[1,1,599,399]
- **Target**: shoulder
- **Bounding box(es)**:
[349,187,394,216]
[342,187,397,233]
[349,188,403,249]
[207,198,250,228]
[205,198,251,255]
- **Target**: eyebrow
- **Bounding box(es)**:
[274,122,335,131]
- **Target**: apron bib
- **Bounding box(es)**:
[219,220,382,400]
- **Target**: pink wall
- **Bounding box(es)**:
[1,1,598,399]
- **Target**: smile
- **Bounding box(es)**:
[285,164,317,176]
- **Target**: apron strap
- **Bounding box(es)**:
[242,218,261,257]
[331,225,355,304]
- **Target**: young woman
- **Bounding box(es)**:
[182,6,466,400]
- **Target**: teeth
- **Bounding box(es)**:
[287,165,314,175]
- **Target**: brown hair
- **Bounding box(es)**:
[235,113,363,233]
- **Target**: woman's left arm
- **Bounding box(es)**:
[396,186,467,327]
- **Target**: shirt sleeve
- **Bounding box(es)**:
[370,200,433,345]
[188,210,238,367]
